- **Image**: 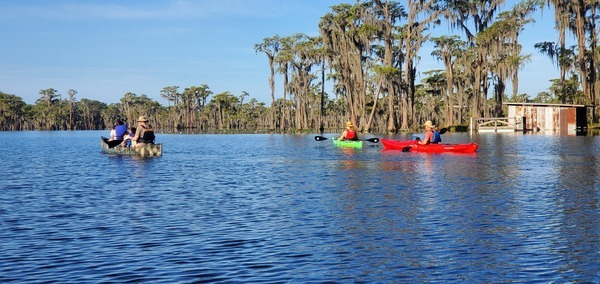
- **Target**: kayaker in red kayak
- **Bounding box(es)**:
[339,121,359,141]
[419,120,436,145]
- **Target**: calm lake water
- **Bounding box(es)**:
[0,130,599,283]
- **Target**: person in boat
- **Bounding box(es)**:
[122,127,137,147]
[109,126,116,140]
[338,121,359,141]
[419,120,436,145]
[126,116,155,146]
[108,120,128,141]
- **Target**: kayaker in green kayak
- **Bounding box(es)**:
[338,121,359,141]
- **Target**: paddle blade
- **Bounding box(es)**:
[314,136,328,141]
[402,146,412,152]
[366,137,379,143]
[439,128,447,134]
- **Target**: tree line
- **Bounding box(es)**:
[1,0,598,133]
[0,88,271,132]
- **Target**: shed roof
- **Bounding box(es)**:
[502,102,592,108]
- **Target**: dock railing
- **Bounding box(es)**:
[470,117,523,134]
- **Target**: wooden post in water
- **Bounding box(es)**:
[470,117,474,135]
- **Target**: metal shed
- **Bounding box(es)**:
[504,102,588,135]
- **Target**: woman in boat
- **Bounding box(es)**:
[108,125,116,141]
[127,116,155,146]
[338,121,359,141]
[109,120,127,141]
[419,120,436,145]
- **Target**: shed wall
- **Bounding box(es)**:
[506,105,580,133]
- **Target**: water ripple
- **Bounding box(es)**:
[0,132,599,282]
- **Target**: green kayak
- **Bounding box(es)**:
[333,139,363,148]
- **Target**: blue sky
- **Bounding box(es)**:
[1,0,560,105]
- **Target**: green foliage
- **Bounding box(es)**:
[530,91,556,103]
[0,92,27,130]
[508,93,530,103]
[4,0,600,131]
[549,74,582,104]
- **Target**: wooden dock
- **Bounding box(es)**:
[470,117,522,134]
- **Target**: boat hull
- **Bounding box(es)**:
[100,137,162,157]
[381,138,478,153]
[381,139,416,150]
[333,139,363,148]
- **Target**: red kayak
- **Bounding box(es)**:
[380,138,478,153]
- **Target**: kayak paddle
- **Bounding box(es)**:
[314,136,379,143]
[363,137,380,143]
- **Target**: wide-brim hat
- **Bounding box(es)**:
[346,121,354,128]
[138,116,148,122]
[423,120,435,128]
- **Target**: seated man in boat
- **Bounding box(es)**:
[108,120,128,142]
[419,120,436,145]
[126,116,155,146]
[412,123,442,144]
[338,121,359,141]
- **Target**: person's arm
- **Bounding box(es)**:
[339,130,347,140]
[130,127,142,141]
[123,128,142,146]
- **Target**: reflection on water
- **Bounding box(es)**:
[0,131,598,283]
